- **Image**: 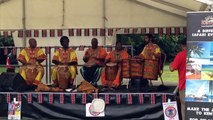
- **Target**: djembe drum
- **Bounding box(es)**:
[121,59,130,78]
[143,59,159,80]
[130,58,144,78]
[25,65,39,85]
[56,65,71,89]
[105,63,118,82]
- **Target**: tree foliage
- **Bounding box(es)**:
[118,34,186,62]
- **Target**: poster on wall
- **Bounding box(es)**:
[186,12,213,120]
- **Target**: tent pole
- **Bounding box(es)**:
[22,0,26,47]
[103,0,106,45]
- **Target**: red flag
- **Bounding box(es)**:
[38,93,43,103]
[133,28,138,34]
[162,94,167,103]
[100,29,105,36]
[175,27,180,36]
[93,93,98,99]
[26,30,31,37]
[151,94,155,104]
[149,28,154,35]
[71,94,75,104]
[7,93,11,103]
[84,29,90,36]
[128,94,132,104]
[60,93,64,104]
[18,30,23,37]
[158,28,163,36]
[82,93,86,104]
[116,94,121,104]
[42,30,47,37]
[77,29,81,36]
[45,47,50,54]
[139,93,144,104]
[124,28,129,34]
[141,28,146,34]
[50,29,55,37]
[49,93,53,104]
[28,93,32,104]
[57,29,63,37]
[105,94,109,104]
[17,93,21,101]
[92,28,97,36]
[166,28,171,35]
[108,28,113,36]
[69,29,74,36]
[34,30,39,37]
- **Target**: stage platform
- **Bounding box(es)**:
[0,84,177,120]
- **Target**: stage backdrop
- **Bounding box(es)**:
[186,12,213,120]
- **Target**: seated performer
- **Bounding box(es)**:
[51,36,78,89]
[137,34,161,88]
[80,38,107,87]
[101,41,130,90]
[18,38,46,86]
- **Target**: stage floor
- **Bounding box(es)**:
[0,81,178,120]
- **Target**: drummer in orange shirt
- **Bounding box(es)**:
[101,40,130,90]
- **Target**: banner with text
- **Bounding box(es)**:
[186,12,213,120]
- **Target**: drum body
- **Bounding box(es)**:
[25,65,38,84]
[143,59,159,80]
[121,59,130,78]
[105,63,118,81]
[56,65,71,89]
[130,59,144,78]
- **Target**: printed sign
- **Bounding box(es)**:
[8,99,21,120]
[162,101,179,120]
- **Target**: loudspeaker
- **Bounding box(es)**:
[0,72,28,92]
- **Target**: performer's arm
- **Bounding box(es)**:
[67,61,78,66]
[52,60,63,65]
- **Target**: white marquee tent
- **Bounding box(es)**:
[0,0,210,84]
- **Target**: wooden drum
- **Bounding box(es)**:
[25,65,38,84]
[105,63,118,81]
[130,58,144,78]
[56,65,71,89]
[121,59,130,78]
[143,59,159,80]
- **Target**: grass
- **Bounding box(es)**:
[159,64,178,83]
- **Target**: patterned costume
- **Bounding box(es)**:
[80,46,107,86]
[51,48,78,88]
[18,47,46,85]
[101,50,129,87]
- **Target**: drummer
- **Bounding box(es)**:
[51,36,78,88]
[101,40,130,90]
[138,34,161,87]
[80,38,107,87]
[18,38,46,87]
